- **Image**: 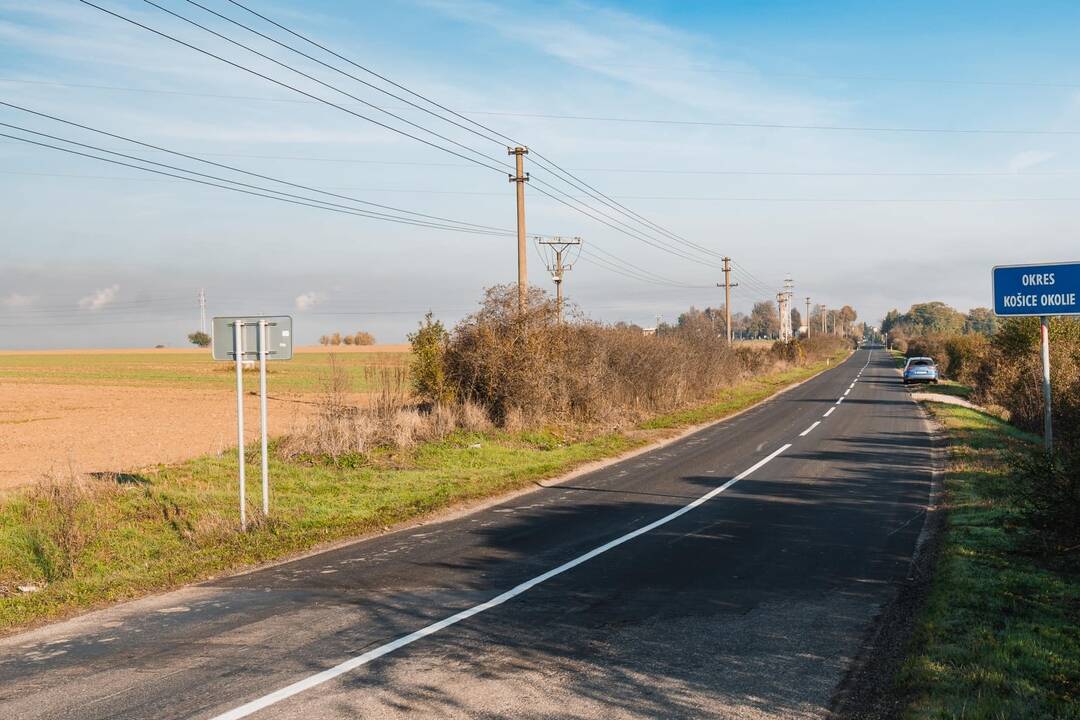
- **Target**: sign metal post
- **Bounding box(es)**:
[213,315,293,529]
[1040,316,1052,450]
[232,320,247,531]
[258,319,270,516]
[992,261,1079,451]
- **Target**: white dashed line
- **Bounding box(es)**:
[823,407,836,418]
[799,421,821,437]
[843,388,851,396]
[209,444,794,719]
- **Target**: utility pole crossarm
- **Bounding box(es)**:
[538,235,581,322]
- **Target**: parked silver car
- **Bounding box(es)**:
[903,357,938,385]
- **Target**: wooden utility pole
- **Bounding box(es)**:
[805,297,811,337]
[717,256,739,344]
[509,146,529,313]
[538,236,581,322]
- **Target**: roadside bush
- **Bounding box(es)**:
[973,318,1080,444]
[943,334,989,385]
[771,339,805,364]
[906,335,951,375]
[408,312,454,406]
[1008,442,1080,554]
[443,285,847,428]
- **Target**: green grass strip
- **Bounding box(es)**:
[899,401,1080,719]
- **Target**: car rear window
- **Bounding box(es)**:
[910,359,933,366]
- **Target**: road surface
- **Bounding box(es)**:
[0,348,933,719]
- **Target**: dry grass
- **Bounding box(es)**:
[23,467,119,581]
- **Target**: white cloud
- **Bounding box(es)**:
[294,291,326,311]
[1,292,34,307]
[1008,150,1055,173]
[77,284,119,310]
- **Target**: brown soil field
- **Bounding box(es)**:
[0,383,326,490]
[0,345,408,490]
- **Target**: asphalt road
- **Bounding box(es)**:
[0,347,933,720]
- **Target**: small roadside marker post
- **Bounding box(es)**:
[213,316,294,529]
[992,261,1080,451]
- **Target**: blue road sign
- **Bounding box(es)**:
[992,261,1080,317]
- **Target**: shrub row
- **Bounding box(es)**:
[430,285,849,427]
[903,317,1080,551]
[286,286,850,462]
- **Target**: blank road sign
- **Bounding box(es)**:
[211,316,294,361]
[992,262,1080,317]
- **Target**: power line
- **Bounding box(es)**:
[527,182,725,269]
[437,109,1080,136]
[72,1,778,288]
[182,0,507,149]
[0,129,513,236]
[9,73,1080,138]
[80,0,733,271]
[139,0,511,171]
[2,124,718,293]
[579,246,709,288]
[578,249,705,288]
[526,156,724,260]
[0,101,508,232]
[0,122,724,291]
[186,0,735,272]
[222,0,522,148]
[75,0,511,174]
[16,171,1080,202]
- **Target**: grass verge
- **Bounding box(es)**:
[899,399,1079,718]
[0,350,848,634]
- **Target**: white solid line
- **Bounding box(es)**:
[209,444,794,720]
[799,421,821,437]
[823,407,836,417]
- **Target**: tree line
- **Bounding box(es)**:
[319,331,376,346]
[881,301,996,342]
[625,302,859,340]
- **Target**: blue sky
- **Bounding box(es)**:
[1,0,1079,347]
